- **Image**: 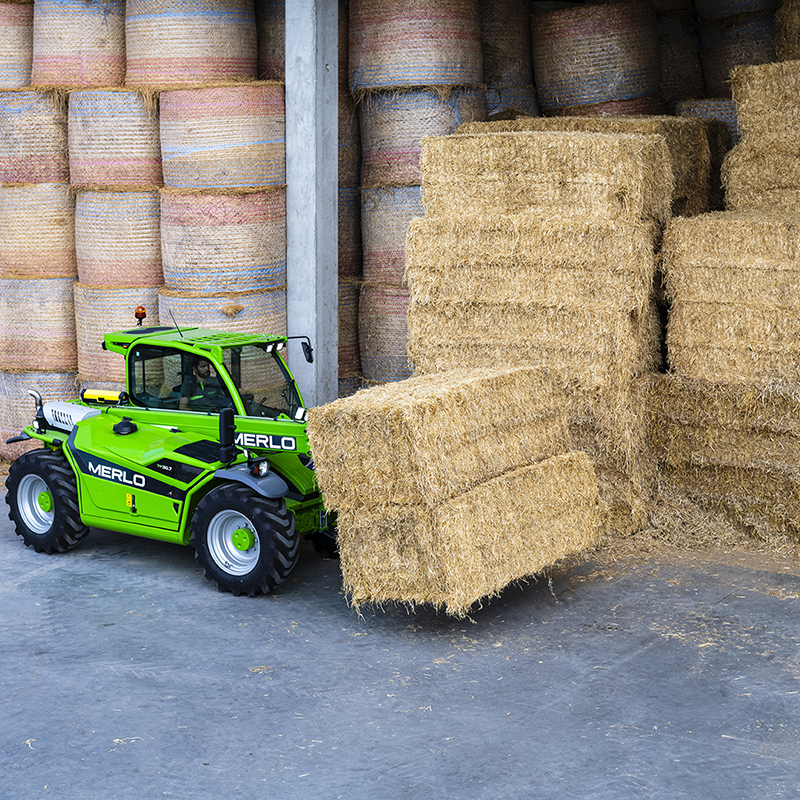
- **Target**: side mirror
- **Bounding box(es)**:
[219,407,236,463]
[301,340,314,363]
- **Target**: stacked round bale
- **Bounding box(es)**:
[659,211,800,539]
[776,0,800,58]
[722,60,800,210]
[653,0,707,109]
[405,130,676,533]
[479,0,539,119]
[0,88,78,458]
[531,0,664,116]
[68,88,164,391]
[349,0,487,386]
[695,0,777,98]
[307,366,603,617]
[0,0,33,89]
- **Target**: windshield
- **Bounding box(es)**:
[222,344,302,419]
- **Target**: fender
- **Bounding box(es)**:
[214,464,288,500]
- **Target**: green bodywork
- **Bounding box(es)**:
[21,325,329,546]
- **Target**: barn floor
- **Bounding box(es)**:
[1,503,799,800]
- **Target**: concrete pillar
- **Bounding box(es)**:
[285,0,339,408]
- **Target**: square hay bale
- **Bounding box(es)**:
[306,366,570,511]
[456,115,712,217]
[337,451,603,617]
[663,211,800,384]
[721,142,800,211]
[404,210,659,313]
[419,131,674,223]
[729,60,800,146]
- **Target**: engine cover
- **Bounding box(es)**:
[43,402,101,432]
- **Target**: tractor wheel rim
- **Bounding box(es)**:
[17,474,54,534]
[207,509,260,576]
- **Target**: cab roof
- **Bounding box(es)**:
[103,325,288,356]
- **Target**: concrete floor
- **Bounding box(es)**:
[1,502,799,800]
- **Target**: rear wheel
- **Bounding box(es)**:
[5,449,89,553]
[190,484,298,596]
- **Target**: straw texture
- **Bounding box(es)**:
[255,0,284,80]
[160,84,285,188]
[485,85,540,119]
[457,116,711,217]
[339,277,360,378]
[0,182,75,278]
[776,0,800,60]
[348,0,482,91]
[31,0,125,88]
[531,1,661,112]
[0,89,68,182]
[657,12,707,102]
[75,191,162,286]
[676,98,739,146]
[339,86,360,187]
[160,188,285,292]
[479,0,533,87]
[338,186,362,279]
[0,1,33,88]
[74,283,159,382]
[158,286,286,336]
[359,88,487,186]
[335,451,601,616]
[361,185,423,284]
[125,0,257,88]
[68,90,162,187]
[359,283,412,384]
[419,132,674,223]
[0,370,77,459]
[0,276,76,371]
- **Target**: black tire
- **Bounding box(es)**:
[190,483,299,596]
[5,449,89,553]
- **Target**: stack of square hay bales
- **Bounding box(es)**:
[660,210,800,540]
[406,131,674,532]
[307,367,603,617]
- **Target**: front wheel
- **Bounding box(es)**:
[190,484,298,596]
[5,449,89,553]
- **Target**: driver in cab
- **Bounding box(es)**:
[179,356,230,411]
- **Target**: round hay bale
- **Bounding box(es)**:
[531,1,661,112]
[160,188,285,292]
[74,283,160,382]
[125,0,257,88]
[694,0,778,21]
[0,276,77,372]
[776,0,800,60]
[348,0,483,92]
[699,16,776,98]
[0,183,75,278]
[0,90,68,182]
[158,287,286,336]
[360,88,487,185]
[68,90,162,187]
[31,0,125,88]
[338,186,362,279]
[0,1,33,89]
[0,370,77,460]
[160,83,285,189]
[339,86,360,187]
[658,13,707,103]
[486,85,540,120]
[358,282,411,384]
[479,0,533,87]
[549,95,667,116]
[676,98,740,145]
[75,191,162,286]
[361,185,423,285]
[255,0,284,80]
[339,278,361,377]
[338,376,362,398]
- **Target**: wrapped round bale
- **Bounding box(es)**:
[255,0,284,80]
[776,0,800,60]
[359,88,487,185]
[0,90,68,183]
[657,13,707,103]
[160,188,285,292]
[0,1,33,89]
[0,370,77,460]
[31,0,125,88]
[307,366,571,510]
[0,183,75,278]
[159,83,285,189]
[158,286,286,336]
[125,0,257,87]
[74,283,160,383]
[419,132,674,224]
[348,0,483,92]
[338,186,362,279]
[339,277,361,380]
[68,90,162,188]
[75,191,162,286]
[361,185,423,284]
[338,86,360,187]
[0,276,76,371]
[359,283,412,384]
[485,86,540,120]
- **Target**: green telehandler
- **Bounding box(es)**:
[4,311,336,596]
